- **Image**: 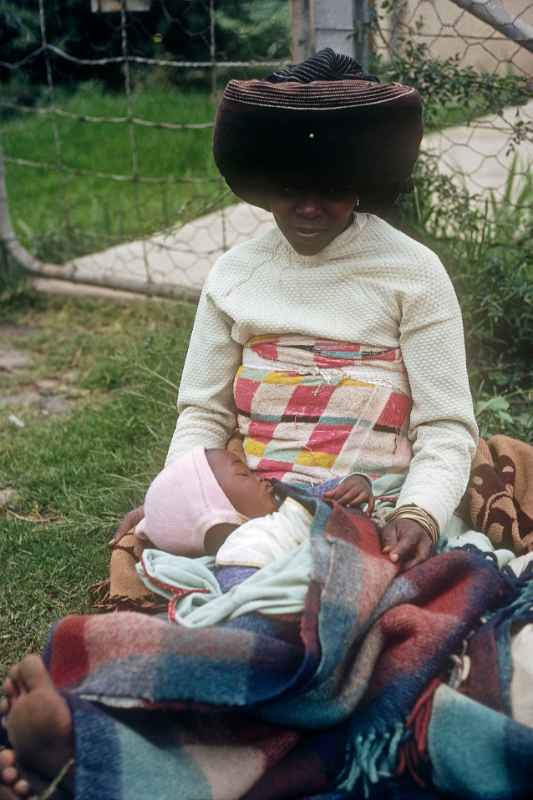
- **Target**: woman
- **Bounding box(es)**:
[165,48,477,568]
[0,49,480,799]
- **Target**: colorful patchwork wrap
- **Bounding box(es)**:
[37,487,533,800]
[234,335,413,485]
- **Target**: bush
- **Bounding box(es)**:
[398,157,533,439]
[375,40,529,133]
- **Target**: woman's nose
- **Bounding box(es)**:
[294,195,324,218]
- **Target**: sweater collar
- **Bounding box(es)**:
[274,213,368,267]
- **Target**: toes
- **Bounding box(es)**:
[1,766,18,786]
[1,677,19,721]
[2,679,17,703]
[0,752,16,770]
[17,658,50,694]
[6,670,22,700]
[13,779,30,797]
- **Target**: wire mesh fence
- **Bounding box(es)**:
[0,0,531,299]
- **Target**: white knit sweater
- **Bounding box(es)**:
[167,213,478,532]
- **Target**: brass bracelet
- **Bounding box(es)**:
[387,504,440,547]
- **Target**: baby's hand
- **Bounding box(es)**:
[324,476,374,513]
[380,518,433,571]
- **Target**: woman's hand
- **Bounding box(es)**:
[110,505,145,545]
[380,518,433,571]
[324,476,374,514]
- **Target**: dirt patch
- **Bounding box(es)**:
[0,325,91,425]
[0,488,19,509]
[0,346,34,372]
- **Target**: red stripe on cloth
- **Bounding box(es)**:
[251,341,279,361]
[254,458,295,481]
[314,354,358,367]
[375,392,412,428]
[234,376,261,416]
[304,423,354,455]
[365,348,399,362]
[249,419,278,440]
[48,615,90,688]
[283,383,337,419]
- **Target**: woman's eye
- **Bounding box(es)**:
[327,187,352,199]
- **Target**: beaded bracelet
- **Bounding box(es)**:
[386,504,440,547]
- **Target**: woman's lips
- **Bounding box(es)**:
[294,228,325,238]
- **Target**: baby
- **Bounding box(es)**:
[136,446,374,569]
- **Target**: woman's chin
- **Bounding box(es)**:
[287,234,329,256]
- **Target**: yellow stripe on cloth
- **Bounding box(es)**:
[244,438,267,457]
[341,377,375,388]
[264,371,304,385]
[296,450,337,469]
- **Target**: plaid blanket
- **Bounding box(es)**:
[44,489,529,800]
[423,565,533,799]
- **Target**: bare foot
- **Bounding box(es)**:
[1,655,73,799]
[0,657,31,719]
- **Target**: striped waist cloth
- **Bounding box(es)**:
[234,335,413,485]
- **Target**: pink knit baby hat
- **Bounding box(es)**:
[142,447,247,555]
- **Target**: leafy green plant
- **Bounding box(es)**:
[398,155,533,441]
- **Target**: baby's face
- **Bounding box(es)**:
[206,449,278,518]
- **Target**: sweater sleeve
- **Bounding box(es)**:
[165,283,242,465]
[396,255,479,532]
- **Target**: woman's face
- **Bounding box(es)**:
[268,185,358,256]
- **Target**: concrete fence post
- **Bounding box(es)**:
[290,0,315,61]
[291,1,371,68]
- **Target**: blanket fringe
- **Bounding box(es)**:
[88,578,167,615]
[396,677,442,788]
[337,721,404,797]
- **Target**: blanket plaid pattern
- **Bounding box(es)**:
[42,489,530,800]
[423,565,533,799]
[234,335,412,485]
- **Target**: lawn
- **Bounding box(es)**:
[0,290,196,675]
[1,82,223,263]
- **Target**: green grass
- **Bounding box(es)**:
[1,82,224,263]
[0,291,196,674]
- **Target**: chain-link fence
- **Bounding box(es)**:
[0,0,531,299]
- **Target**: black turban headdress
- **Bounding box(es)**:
[213,48,423,210]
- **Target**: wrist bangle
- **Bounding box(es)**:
[387,504,440,547]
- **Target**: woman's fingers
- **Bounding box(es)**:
[324,484,372,508]
[380,522,399,555]
[389,532,419,564]
[402,537,433,570]
[382,519,433,569]
[337,488,365,505]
